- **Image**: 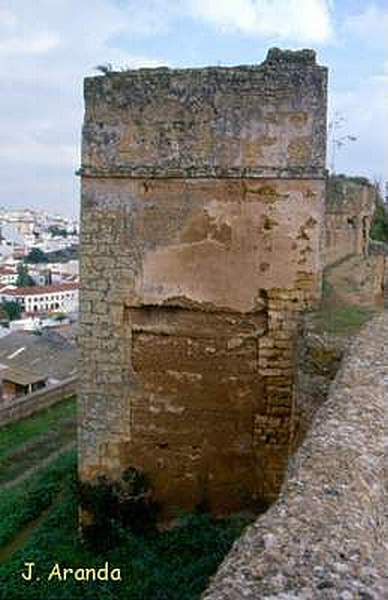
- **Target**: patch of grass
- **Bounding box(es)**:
[0,397,76,464]
[0,420,76,485]
[0,449,77,548]
[312,304,375,336]
[0,461,250,600]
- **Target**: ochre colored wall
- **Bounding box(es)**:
[79,48,327,516]
[324,177,377,267]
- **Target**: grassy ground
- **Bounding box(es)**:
[0,403,250,600]
[312,303,376,336]
[0,397,76,465]
[0,424,75,486]
[311,271,377,336]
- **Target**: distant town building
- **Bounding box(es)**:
[0,328,78,401]
[0,207,79,262]
[0,282,79,315]
[1,367,47,401]
[0,266,18,286]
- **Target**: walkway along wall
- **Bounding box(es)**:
[78,48,327,517]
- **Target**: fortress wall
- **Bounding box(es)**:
[324,177,376,267]
[79,49,327,516]
[204,312,386,599]
[0,377,77,426]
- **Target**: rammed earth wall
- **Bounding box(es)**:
[203,312,386,599]
[324,177,386,307]
[324,176,377,268]
[79,48,328,517]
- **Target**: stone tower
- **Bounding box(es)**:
[79,48,328,517]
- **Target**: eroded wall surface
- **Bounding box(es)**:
[204,312,386,599]
[79,48,327,515]
[324,177,387,306]
[324,176,376,267]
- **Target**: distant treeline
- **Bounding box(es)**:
[24,245,78,264]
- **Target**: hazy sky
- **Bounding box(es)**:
[0,0,387,217]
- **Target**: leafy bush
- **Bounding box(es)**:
[16,263,35,287]
[79,468,158,551]
[24,248,48,264]
[1,301,22,321]
[370,199,388,243]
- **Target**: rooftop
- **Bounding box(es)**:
[1,282,79,296]
[1,366,47,386]
[0,329,78,381]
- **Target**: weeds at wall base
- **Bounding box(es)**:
[78,467,159,551]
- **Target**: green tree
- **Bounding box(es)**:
[49,226,68,238]
[54,312,67,322]
[25,248,48,264]
[0,305,8,322]
[16,263,35,288]
[2,301,22,321]
[370,197,388,243]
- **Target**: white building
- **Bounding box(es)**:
[8,314,72,332]
[0,282,79,315]
[0,266,18,286]
[47,260,79,283]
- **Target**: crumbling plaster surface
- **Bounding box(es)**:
[203,312,387,599]
[81,49,327,178]
[324,177,386,307]
[81,177,325,313]
[79,48,327,514]
[324,177,377,267]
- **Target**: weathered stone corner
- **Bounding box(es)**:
[264,47,317,65]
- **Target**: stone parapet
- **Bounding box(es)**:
[82,48,327,177]
[203,313,386,599]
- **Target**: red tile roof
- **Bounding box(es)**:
[1,282,79,297]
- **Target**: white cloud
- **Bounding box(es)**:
[0,0,168,216]
[0,7,17,28]
[0,140,76,167]
[329,65,388,182]
[333,5,388,180]
[186,0,333,43]
[0,0,385,216]
[0,33,60,55]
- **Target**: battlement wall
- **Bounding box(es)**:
[81,48,327,179]
[324,176,377,267]
[79,48,327,517]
